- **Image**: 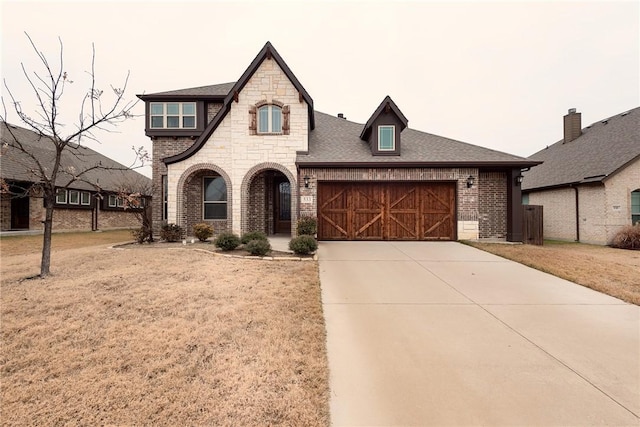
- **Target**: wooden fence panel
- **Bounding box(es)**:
[523,205,543,245]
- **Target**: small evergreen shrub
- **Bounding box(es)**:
[245,239,271,256]
[214,232,241,251]
[131,226,153,244]
[241,231,268,244]
[611,224,640,250]
[296,216,317,236]
[193,223,214,242]
[289,235,318,255]
[160,223,183,242]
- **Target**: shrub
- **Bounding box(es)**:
[296,216,317,236]
[131,226,153,244]
[214,232,241,251]
[611,224,640,250]
[160,223,183,242]
[245,239,271,256]
[289,235,318,255]
[241,231,268,244]
[193,223,214,242]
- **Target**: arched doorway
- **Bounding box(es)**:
[242,165,296,236]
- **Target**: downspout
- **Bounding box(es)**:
[574,186,579,242]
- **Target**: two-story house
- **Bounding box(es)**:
[138,42,539,242]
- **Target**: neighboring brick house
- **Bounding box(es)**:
[1,122,151,232]
[139,42,539,241]
[522,107,640,245]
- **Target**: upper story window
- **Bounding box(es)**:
[258,105,282,133]
[150,102,196,129]
[249,101,289,135]
[378,125,395,151]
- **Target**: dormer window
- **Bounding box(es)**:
[378,126,395,151]
[150,102,196,129]
[258,105,282,133]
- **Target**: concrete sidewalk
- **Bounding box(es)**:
[319,241,639,426]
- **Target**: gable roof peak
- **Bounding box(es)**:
[360,95,409,140]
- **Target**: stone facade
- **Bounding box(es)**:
[527,157,640,244]
[164,58,307,237]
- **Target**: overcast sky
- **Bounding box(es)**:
[2,1,638,178]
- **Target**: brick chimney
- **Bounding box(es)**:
[563,108,582,143]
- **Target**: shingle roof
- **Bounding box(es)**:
[522,107,640,190]
[139,82,235,98]
[1,122,151,193]
[297,112,538,166]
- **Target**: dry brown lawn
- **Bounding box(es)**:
[0,231,329,426]
[467,240,640,305]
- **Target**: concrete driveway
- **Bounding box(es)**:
[319,241,639,426]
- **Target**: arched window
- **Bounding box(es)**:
[203,175,227,219]
[632,189,640,225]
[258,105,282,133]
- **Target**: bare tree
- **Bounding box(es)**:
[0,33,146,277]
[116,178,155,244]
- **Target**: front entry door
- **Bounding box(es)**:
[274,180,291,234]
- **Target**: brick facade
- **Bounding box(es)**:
[298,167,486,240]
[1,194,11,230]
[478,171,507,239]
[527,156,640,244]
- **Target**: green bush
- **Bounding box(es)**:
[160,223,183,242]
[214,232,241,251]
[611,224,640,250]
[131,226,153,244]
[289,235,318,255]
[245,239,271,256]
[296,216,317,236]
[193,222,214,242]
[241,231,268,244]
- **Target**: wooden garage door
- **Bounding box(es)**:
[318,182,456,240]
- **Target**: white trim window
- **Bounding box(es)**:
[258,105,282,134]
[203,176,227,220]
[81,191,91,205]
[150,102,196,129]
[69,190,80,205]
[108,194,118,208]
[378,125,395,151]
[55,188,67,204]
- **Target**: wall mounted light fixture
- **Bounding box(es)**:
[466,175,475,188]
[515,175,524,186]
[303,175,310,188]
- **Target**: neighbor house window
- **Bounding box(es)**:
[69,190,80,205]
[632,190,640,225]
[81,191,91,205]
[150,102,196,129]
[108,195,117,207]
[258,105,282,134]
[522,194,529,205]
[55,188,67,204]
[378,125,395,151]
[203,176,227,220]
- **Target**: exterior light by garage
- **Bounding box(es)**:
[303,175,311,188]
[466,175,475,188]
[515,174,524,186]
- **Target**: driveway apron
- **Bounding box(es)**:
[319,241,639,426]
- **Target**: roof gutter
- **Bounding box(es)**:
[296,160,543,168]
